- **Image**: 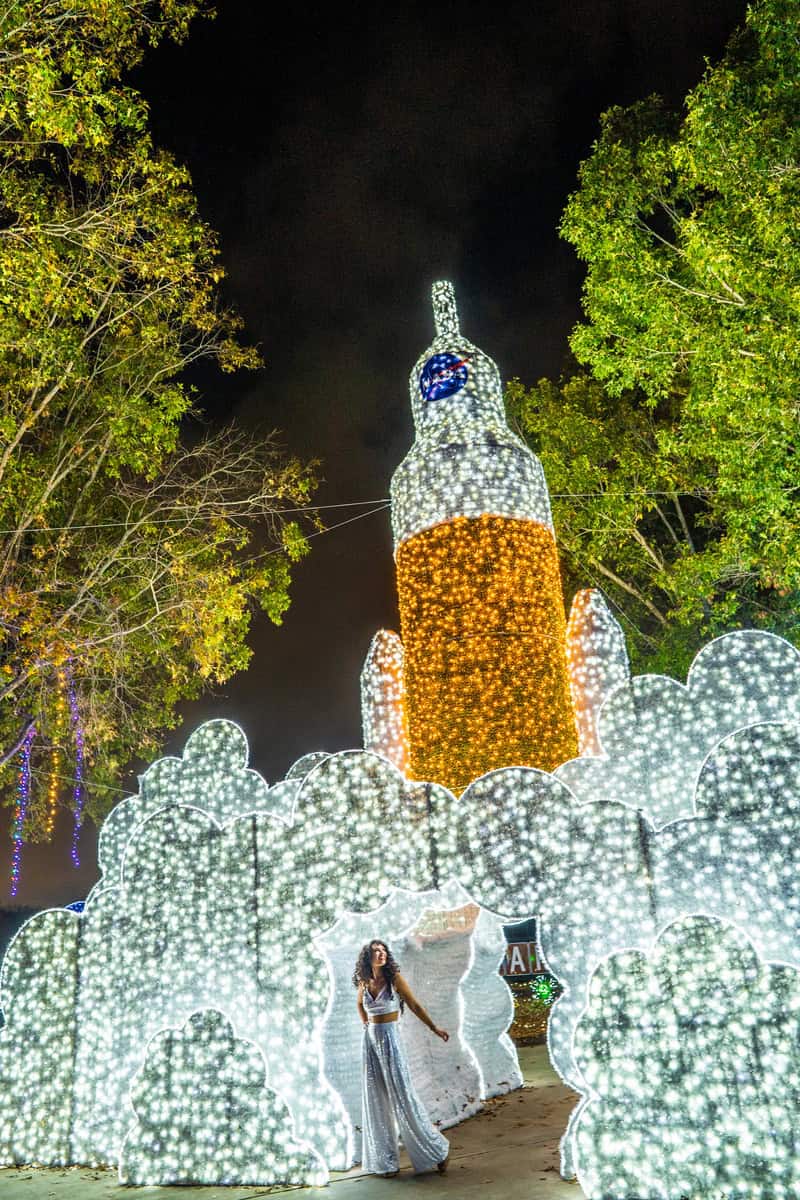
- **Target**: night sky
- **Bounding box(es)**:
[3,0,749,908]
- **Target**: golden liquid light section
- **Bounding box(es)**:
[396,515,578,793]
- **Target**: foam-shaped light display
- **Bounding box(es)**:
[360,630,410,775]
[0,724,519,1178]
[571,915,800,1200]
[4,628,800,1190]
[390,282,577,792]
[565,588,629,756]
[119,1009,328,1187]
[654,719,800,969]
[429,633,800,1106]
[551,716,800,1116]
[284,750,330,780]
[0,909,78,1165]
[93,720,289,892]
[458,904,523,1098]
[556,629,800,827]
[430,764,660,1097]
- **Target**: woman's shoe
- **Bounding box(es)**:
[379,1170,399,1178]
[436,1155,450,1174]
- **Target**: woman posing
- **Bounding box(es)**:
[354,939,450,1179]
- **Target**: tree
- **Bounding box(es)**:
[0,1,317,838]
[506,372,798,677]
[510,0,800,675]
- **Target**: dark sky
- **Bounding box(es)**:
[2,0,748,908]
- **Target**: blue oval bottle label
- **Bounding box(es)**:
[419,352,470,403]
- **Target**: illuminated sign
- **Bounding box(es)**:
[500,942,538,976]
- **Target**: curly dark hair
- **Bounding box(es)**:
[352,939,404,1012]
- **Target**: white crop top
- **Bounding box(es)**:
[363,981,400,1018]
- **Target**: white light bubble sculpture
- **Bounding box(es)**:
[437,696,800,1106]
[260,777,298,822]
[433,766,660,1095]
[0,909,79,1166]
[459,904,522,1098]
[284,750,331,780]
[94,720,286,891]
[565,588,630,756]
[571,915,800,1200]
[118,1009,327,1187]
[653,719,800,969]
[556,630,800,828]
[0,727,522,1180]
[6,621,800,1190]
[266,751,335,824]
[360,630,411,775]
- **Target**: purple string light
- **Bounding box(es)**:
[66,663,85,868]
[10,725,36,898]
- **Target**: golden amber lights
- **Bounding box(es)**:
[397,515,577,792]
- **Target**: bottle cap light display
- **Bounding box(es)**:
[376,281,578,793]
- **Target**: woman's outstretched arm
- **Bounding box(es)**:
[395,974,449,1041]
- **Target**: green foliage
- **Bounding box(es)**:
[514,0,800,675]
[0,1,317,836]
[507,372,800,676]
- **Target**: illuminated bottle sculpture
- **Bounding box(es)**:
[386,281,578,793]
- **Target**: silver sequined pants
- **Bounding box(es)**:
[361,1021,449,1175]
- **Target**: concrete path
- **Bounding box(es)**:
[0,1046,585,1199]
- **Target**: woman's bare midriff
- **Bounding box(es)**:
[369,1012,399,1024]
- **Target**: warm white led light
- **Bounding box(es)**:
[571,914,800,1199]
[360,630,411,776]
[556,629,800,828]
[119,1009,328,1187]
[565,588,630,756]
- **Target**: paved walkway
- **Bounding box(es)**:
[0,1046,584,1199]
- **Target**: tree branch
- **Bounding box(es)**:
[586,556,669,625]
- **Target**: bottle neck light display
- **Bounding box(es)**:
[378,282,578,792]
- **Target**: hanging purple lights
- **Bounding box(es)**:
[10,725,36,898]
[7,660,87,894]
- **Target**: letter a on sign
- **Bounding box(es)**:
[508,944,528,974]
